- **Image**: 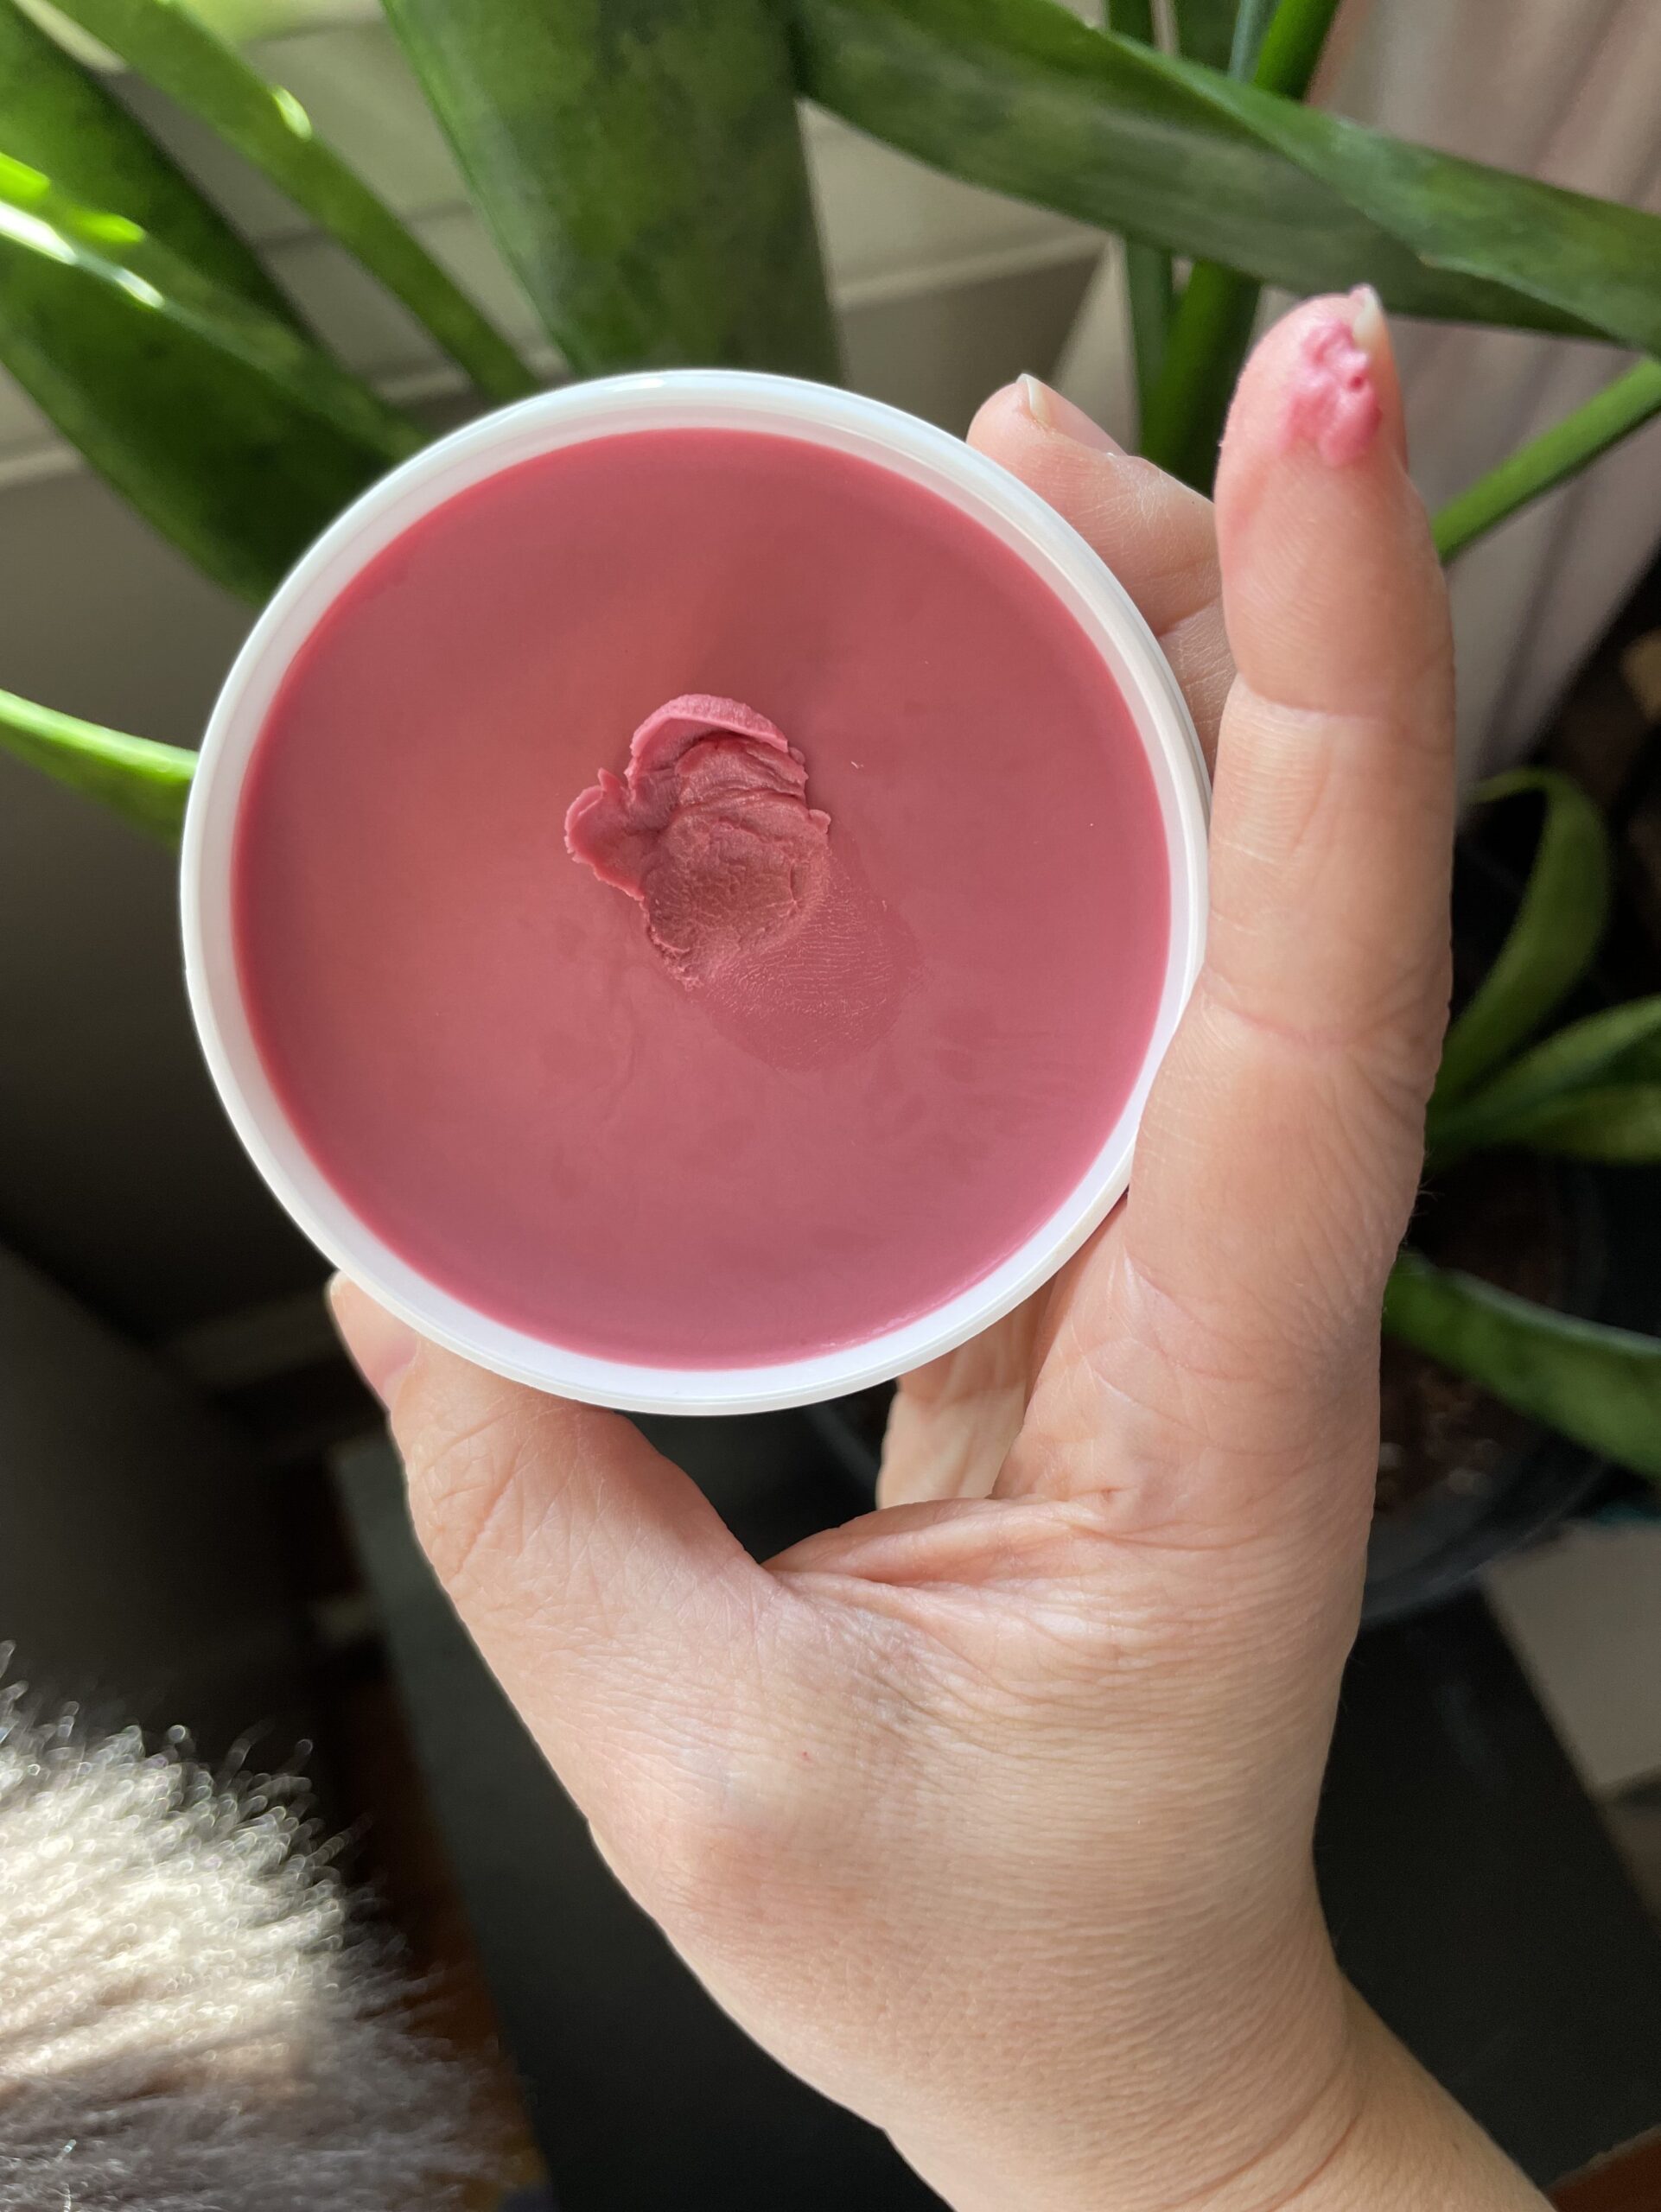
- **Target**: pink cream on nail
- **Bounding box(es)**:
[1282,318,1382,466]
[232,429,1170,1368]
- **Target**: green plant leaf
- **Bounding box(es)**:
[1384,1249,1661,1481]
[1138,259,1259,485]
[1496,1084,1661,1163]
[0,0,289,313]
[0,150,422,599]
[1238,0,1341,97]
[1139,0,1341,487]
[1430,998,1661,1166]
[1135,0,1345,475]
[382,0,838,381]
[1122,237,1173,421]
[1430,770,1613,1113]
[0,156,423,451]
[41,0,537,402]
[1104,0,1169,422]
[787,0,1661,351]
[0,0,405,594]
[1607,1027,1661,1083]
[1226,0,1273,74]
[0,683,194,841]
[1171,0,1235,73]
[1434,359,1661,564]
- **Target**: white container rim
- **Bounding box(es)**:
[182,371,1210,1415]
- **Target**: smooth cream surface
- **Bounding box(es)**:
[233,429,1170,1365]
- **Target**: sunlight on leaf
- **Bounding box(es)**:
[271,84,312,137]
[0,684,194,843]
[45,0,538,401]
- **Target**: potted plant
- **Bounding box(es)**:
[2,0,1658,1573]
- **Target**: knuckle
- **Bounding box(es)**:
[635,1747,809,1927]
[1198,928,1451,1109]
[647,1798,762,1923]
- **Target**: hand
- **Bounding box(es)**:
[333,295,1544,2210]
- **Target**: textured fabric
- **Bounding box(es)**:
[0,1679,488,2211]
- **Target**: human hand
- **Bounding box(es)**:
[333,294,1544,2210]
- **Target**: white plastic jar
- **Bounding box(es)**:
[183,372,1209,1414]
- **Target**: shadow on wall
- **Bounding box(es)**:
[0,1242,312,1754]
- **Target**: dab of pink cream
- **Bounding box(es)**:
[565,695,832,985]
[1282,317,1382,466]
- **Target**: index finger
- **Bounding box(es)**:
[1123,290,1454,1405]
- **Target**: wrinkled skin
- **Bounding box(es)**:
[334,299,1545,2211]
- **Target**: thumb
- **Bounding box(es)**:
[1132,288,1452,1399]
[330,1279,769,1831]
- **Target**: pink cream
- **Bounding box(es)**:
[1282,317,1382,467]
[232,429,1170,1367]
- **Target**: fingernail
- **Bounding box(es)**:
[1018,373,1124,454]
[1347,283,1387,370]
[328,1275,418,1408]
[1348,285,1409,464]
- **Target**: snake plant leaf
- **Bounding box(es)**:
[1225,0,1274,74]
[0,156,421,450]
[1185,69,1661,358]
[1429,999,1661,1167]
[0,0,287,313]
[41,0,537,402]
[1104,0,1169,422]
[1434,359,1661,565]
[1233,0,1342,99]
[0,684,194,842]
[1384,1249,1661,1481]
[1171,0,1236,73]
[1430,771,1613,1114]
[1137,262,1259,485]
[1607,1027,1661,1083]
[1493,1084,1661,1165]
[1140,0,1342,488]
[381,0,838,382]
[0,152,421,600]
[787,0,1661,351]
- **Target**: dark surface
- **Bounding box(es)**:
[1318,1594,1661,2188]
[337,1415,1661,2208]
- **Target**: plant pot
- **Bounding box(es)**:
[1360,1152,1639,1624]
[1366,832,1661,1623]
[806,838,1661,1624]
